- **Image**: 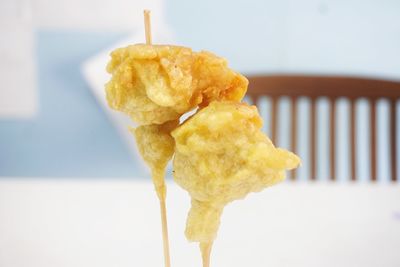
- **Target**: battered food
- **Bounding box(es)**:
[132,120,178,199]
[105,43,300,267]
[106,44,248,125]
[172,102,301,257]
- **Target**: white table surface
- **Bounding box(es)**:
[0,179,399,267]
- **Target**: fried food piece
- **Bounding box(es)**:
[132,120,178,267]
[172,101,301,244]
[106,44,248,125]
[132,120,179,200]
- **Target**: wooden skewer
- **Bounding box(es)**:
[200,242,213,267]
[144,10,152,45]
[143,10,171,267]
[159,197,171,267]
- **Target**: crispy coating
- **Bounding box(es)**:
[132,120,179,200]
[105,43,301,258]
[172,101,301,243]
[106,44,248,125]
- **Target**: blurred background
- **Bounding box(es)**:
[0,0,399,266]
[0,0,399,180]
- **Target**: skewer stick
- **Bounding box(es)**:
[144,10,152,45]
[160,197,171,267]
[200,242,213,267]
[143,11,171,267]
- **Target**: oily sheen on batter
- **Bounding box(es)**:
[105,44,300,267]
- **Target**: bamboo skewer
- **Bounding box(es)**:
[200,242,213,267]
[159,194,171,267]
[143,10,171,267]
[144,10,152,45]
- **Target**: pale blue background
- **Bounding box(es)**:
[0,31,138,177]
[0,0,399,181]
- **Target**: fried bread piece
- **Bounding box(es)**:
[172,101,300,244]
[106,44,247,125]
[132,120,178,199]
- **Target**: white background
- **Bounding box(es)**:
[0,180,399,267]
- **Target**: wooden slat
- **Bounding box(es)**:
[330,98,336,181]
[253,95,260,108]
[271,97,278,145]
[310,98,317,180]
[370,99,377,182]
[350,99,357,181]
[245,75,400,183]
[246,95,254,105]
[290,97,298,180]
[247,75,400,99]
[390,99,397,182]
